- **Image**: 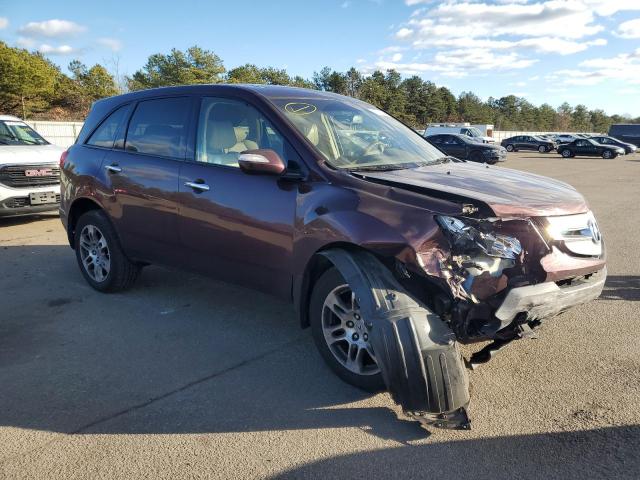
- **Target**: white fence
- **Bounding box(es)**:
[26,120,83,148]
[26,121,599,149]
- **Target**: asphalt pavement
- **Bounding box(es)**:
[0,151,638,479]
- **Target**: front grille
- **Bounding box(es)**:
[0,164,60,188]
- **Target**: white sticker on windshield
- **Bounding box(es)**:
[4,121,27,126]
[367,108,390,117]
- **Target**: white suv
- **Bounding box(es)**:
[0,115,64,217]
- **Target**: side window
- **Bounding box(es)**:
[196,97,287,168]
[86,105,129,148]
[125,97,191,158]
[576,140,587,147]
[429,135,443,144]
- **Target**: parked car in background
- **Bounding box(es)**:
[557,138,625,158]
[423,124,495,144]
[608,124,640,147]
[426,133,506,163]
[590,135,637,154]
[555,134,580,144]
[60,84,606,430]
[0,115,63,217]
[500,135,556,153]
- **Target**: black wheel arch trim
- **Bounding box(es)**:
[317,248,471,429]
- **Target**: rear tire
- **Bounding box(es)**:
[310,267,385,392]
[74,210,141,292]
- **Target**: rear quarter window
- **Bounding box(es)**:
[86,104,130,148]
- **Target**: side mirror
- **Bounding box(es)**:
[238,149,286,175]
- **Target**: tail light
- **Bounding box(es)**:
[59,150,69,169]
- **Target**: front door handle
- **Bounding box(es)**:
[105,164,122,173]
[185,181,210,192]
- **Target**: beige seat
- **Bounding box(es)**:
[206,120,242,166]
[228,126,259,153]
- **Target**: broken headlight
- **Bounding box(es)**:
[436,215,522,260]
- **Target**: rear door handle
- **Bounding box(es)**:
[185,181,210,192]
[105,164,122,173]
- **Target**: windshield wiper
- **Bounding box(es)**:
[347,164,410,172]
[426,156,456,165]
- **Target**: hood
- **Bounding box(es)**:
[0,144,65,166]
[354,161,588,217]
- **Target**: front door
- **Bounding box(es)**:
[103,96,193,262]
[177,96,299,298]
[443,135,467,158]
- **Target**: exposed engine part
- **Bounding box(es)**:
[320,248,471,432]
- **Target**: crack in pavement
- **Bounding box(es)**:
[0,335,307,465]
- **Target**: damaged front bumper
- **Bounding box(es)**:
[495,268,606,326]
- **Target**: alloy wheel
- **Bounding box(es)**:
[321,284,379,376]
[79,224,111,282]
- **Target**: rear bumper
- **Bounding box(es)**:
[495,267,606,324]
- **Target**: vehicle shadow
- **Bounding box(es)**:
[0,244,425,444]
[601,276,640,301]
[0,212,58,228]
[271,425,640,480]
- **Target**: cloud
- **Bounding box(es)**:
[582,0,640,16]
[551,48,640,86]
[401,2,603,41]
[97,37,122,52]
[0,17,8,29]
[395,27,413,39]
[37,44,78,55]
[372,48,537,77]
[18,19,86,38]
[391,52,403,62]
[616,18,640,39]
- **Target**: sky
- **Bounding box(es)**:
[1,0,640,116]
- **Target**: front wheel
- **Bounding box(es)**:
[310,268,384,392]
[505,144,515,152]
[538,145,547,153]
[74,210,141,292]
[561,149,572,158]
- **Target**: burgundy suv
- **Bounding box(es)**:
[60,85,606,429]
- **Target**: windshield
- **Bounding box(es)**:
[270,97,446,170]
[0,121,49,145]
[466,127,483,137]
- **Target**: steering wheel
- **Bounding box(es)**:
[362,140,386,157]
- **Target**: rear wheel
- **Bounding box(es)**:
[538,145,547,153]
[561,149,572,158]
[602,150,613,159]
[505,144,515,152]
[74,210,141,292]
[310,267,384,392]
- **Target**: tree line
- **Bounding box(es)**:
[1,42,637,132]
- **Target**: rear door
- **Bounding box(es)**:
[574,139,596,156]
[176,96,300,298]
[101,96,194,262]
